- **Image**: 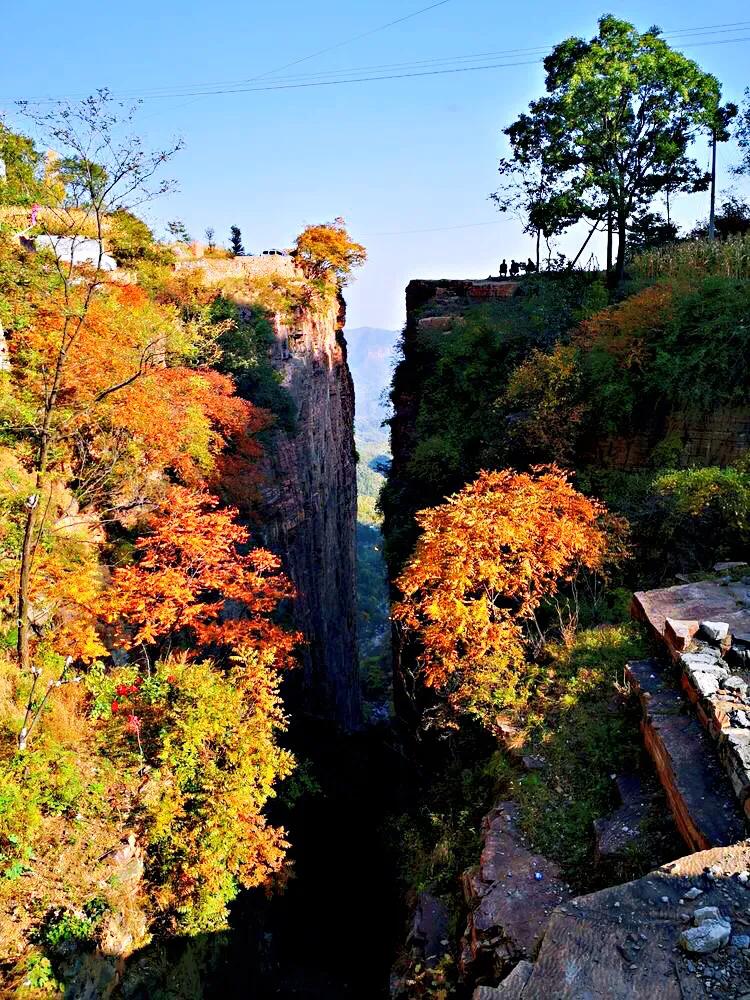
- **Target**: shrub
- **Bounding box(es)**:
[86,653,294,932]
[393,466,616,729]
[632,234,750,282]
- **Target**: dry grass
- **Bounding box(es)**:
[0,206,110,240]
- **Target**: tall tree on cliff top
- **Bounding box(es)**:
[495,16,725,280]
[294,217,366,285]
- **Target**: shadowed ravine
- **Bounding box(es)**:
[207,719,409,998]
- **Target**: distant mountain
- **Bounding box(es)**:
[345,327,400,442]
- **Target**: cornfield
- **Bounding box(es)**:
[632,235,750,282]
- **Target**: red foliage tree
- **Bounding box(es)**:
[100,486,298,664]
[394,466,616,728]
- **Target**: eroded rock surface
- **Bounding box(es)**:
[473,960,534,999]
[594,773,662,861]
[257,295,361,728]
[515,842,750,999]
[461,803,571,979]
[626,659,745,850]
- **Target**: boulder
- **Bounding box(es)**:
[665,618,699,651]
[701,621,730,643]
[679,906,732,954]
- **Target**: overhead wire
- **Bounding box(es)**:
[3,19,749,105]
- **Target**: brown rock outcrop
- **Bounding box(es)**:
[461,803,571,980]
[625,658,744,851]
[257,294,361,729]
[517,842,750,999]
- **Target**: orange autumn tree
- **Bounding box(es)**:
[3,288,269,671]
[294,217,367,285]
[100,486,298,664]
[393,466,613,729]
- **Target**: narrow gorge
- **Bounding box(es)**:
[2,35,750,997]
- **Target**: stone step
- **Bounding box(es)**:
[626,659,745,851]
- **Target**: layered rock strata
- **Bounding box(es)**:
[483,841,750,999]
[257,294,361,729]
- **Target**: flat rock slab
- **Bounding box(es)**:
[473,961,534,999]
[520,842,750,999]
[633,581,750,658]
[626,660,745,851]
[462,803,571,975]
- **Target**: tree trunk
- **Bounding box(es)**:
[536,229,541,271]
[17,504,36,673]
[606,201,613,275]
[615,205,627,283]
[709,127,717,241]
[17,369,59,672]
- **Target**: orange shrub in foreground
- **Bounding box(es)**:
[393,466,616,727]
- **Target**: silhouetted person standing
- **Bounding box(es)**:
[499,258,508,278]
[510,259,520,277]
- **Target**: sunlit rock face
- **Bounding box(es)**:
[258,293,362,730]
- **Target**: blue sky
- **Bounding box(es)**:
[1,1,749,329]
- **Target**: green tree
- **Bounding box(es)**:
[0,122,44,206]
[501,16,724,280]
[691,195,750,240]
[734,89,750,177]
[167,218,191,243]
[229,224,245,256]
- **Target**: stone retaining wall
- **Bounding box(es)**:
[632,576,750,832]
[174,255,298,282]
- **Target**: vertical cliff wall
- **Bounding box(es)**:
[258,293,362,730]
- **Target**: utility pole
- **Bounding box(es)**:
[707,103,739,242]
[708,125,717,242]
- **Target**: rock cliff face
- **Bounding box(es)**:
[258,293,362,730]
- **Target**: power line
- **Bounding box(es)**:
[249,0,454,83]
[112,35,750,100]
[4,21,750,105]
[55,20,750,101]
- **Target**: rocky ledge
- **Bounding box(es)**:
[476,841,750,999]
[460,803,571,983]
[632,572,750,832]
